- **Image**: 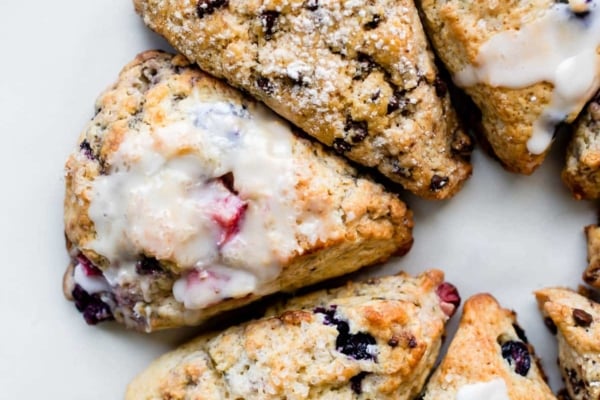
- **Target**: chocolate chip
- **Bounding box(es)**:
[434,77,447,98]
[350,372,368,394]
[135,256,163,275]
[306,0,319,10]
[391,160,412,178]
[387,336,399,347]
[387,91,408,115]
[365,14,381,30]
[260,11,279,39]
[197,0,228,18]
[80,140,95,160]
[572,308,593,327]
[430,175,449,191]
[408,336,418,348]
[256,77,274,94]
[344,118,368,143]
[333,138,352,154]
[544,317,558,335]
[501,340,531,376]
[513,323,529,343]
[354,53,377,80]
[371,89,381,101]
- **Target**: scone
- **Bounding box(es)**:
[421,294,556,400]
[126,270,460,399]
[536,288,600,400]
[564,92,600,200]
[63,50,414,332]
[417,0,600,174]
[133,0,473,200]
[584,224,600,288]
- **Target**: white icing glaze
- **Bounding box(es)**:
[87,94,305,309]
[454,0,600,154]
[456,378,510,400]
[73,263,110,294]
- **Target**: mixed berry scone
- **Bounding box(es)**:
[536,288,600,400]
[417,0,600,174]
[62,51,414,332]
[133,0,473,200]
[564,92,600,200]
[126,270,460,399]
[421,294,556,400]
[584,224,600,288]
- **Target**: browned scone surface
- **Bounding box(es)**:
[422,294,556,400]
[63,50,414,332]
[126,270,455,400]
[417,0,598,175]
[564,93,600,200]
[536,288,600,400]
[133,0,473,199]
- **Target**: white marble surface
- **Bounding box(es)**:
[0,1,595,398]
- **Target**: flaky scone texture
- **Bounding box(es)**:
[63,50,413,332]
[133,0,473,200]
[126,270,453,400]
[417,0,598,174]
[536,288,600,400]
[564,93,600,200]
[422,294,556,400]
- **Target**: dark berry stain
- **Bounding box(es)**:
[344,118,368,143]
[501,340,531,376]
[513,323,529,344]
[350,372,369,394]
[365,14,381,30]
[572,308,593,327]
[260,11,280,39]
[333,138,352,154]
[544,317,558,335]
[315,306,377,361]
[135,256,163,275]
[430,175,449,192]
[256,77,275,94]
[197,0,228,18]
[434,77,448,98]
[80,140,95,160]
[72,284,114,325]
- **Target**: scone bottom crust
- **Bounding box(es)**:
[62,51,414,331]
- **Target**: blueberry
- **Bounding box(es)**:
[197,0,228,18]
[344,118,368,143]
[260,11,279,39]
[256,77,274,94]
[350,372,368,394]
[501,340,531,376]
[365,14,381,30]
[332,138,352,154]
[512,323,529,343]
[80,140,95,160]
[135,256,163,275]
[71,284,114,325]
[430,175,449,192]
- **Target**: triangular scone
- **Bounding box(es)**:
[584,225,600,288]
[564,93,600,200]
[536,288,600,400]
[62,51,414,332]
[126,270,458,399]
[133,0,473,200]
[422,294,556,400]
[417,0,600,174]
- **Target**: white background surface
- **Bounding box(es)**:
[0,1,596,398]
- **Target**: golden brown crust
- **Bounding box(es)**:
[133,0,473,199]
[126,270,451,399]
[584,224,600,288]
[535,288,600,400]
[63,50,414,331]
[423,294,556,400]
[417,0,595,174]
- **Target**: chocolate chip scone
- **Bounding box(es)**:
[564,92,600,200]
[585,224,600,288]
[126,270,459,399]
[421,294,556,400]
[63,50,414,332]
[133,0,473,200]
[536,288,600,400]
[417,0,600,174]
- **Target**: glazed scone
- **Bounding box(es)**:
[536,288,600,400]
[133,0,473,200]
[417,0,600,174]
[564,92,600,200]
[584,224,600,288]
[63,51,414,332]
[126,270,460,400]
[421,294,556,400]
